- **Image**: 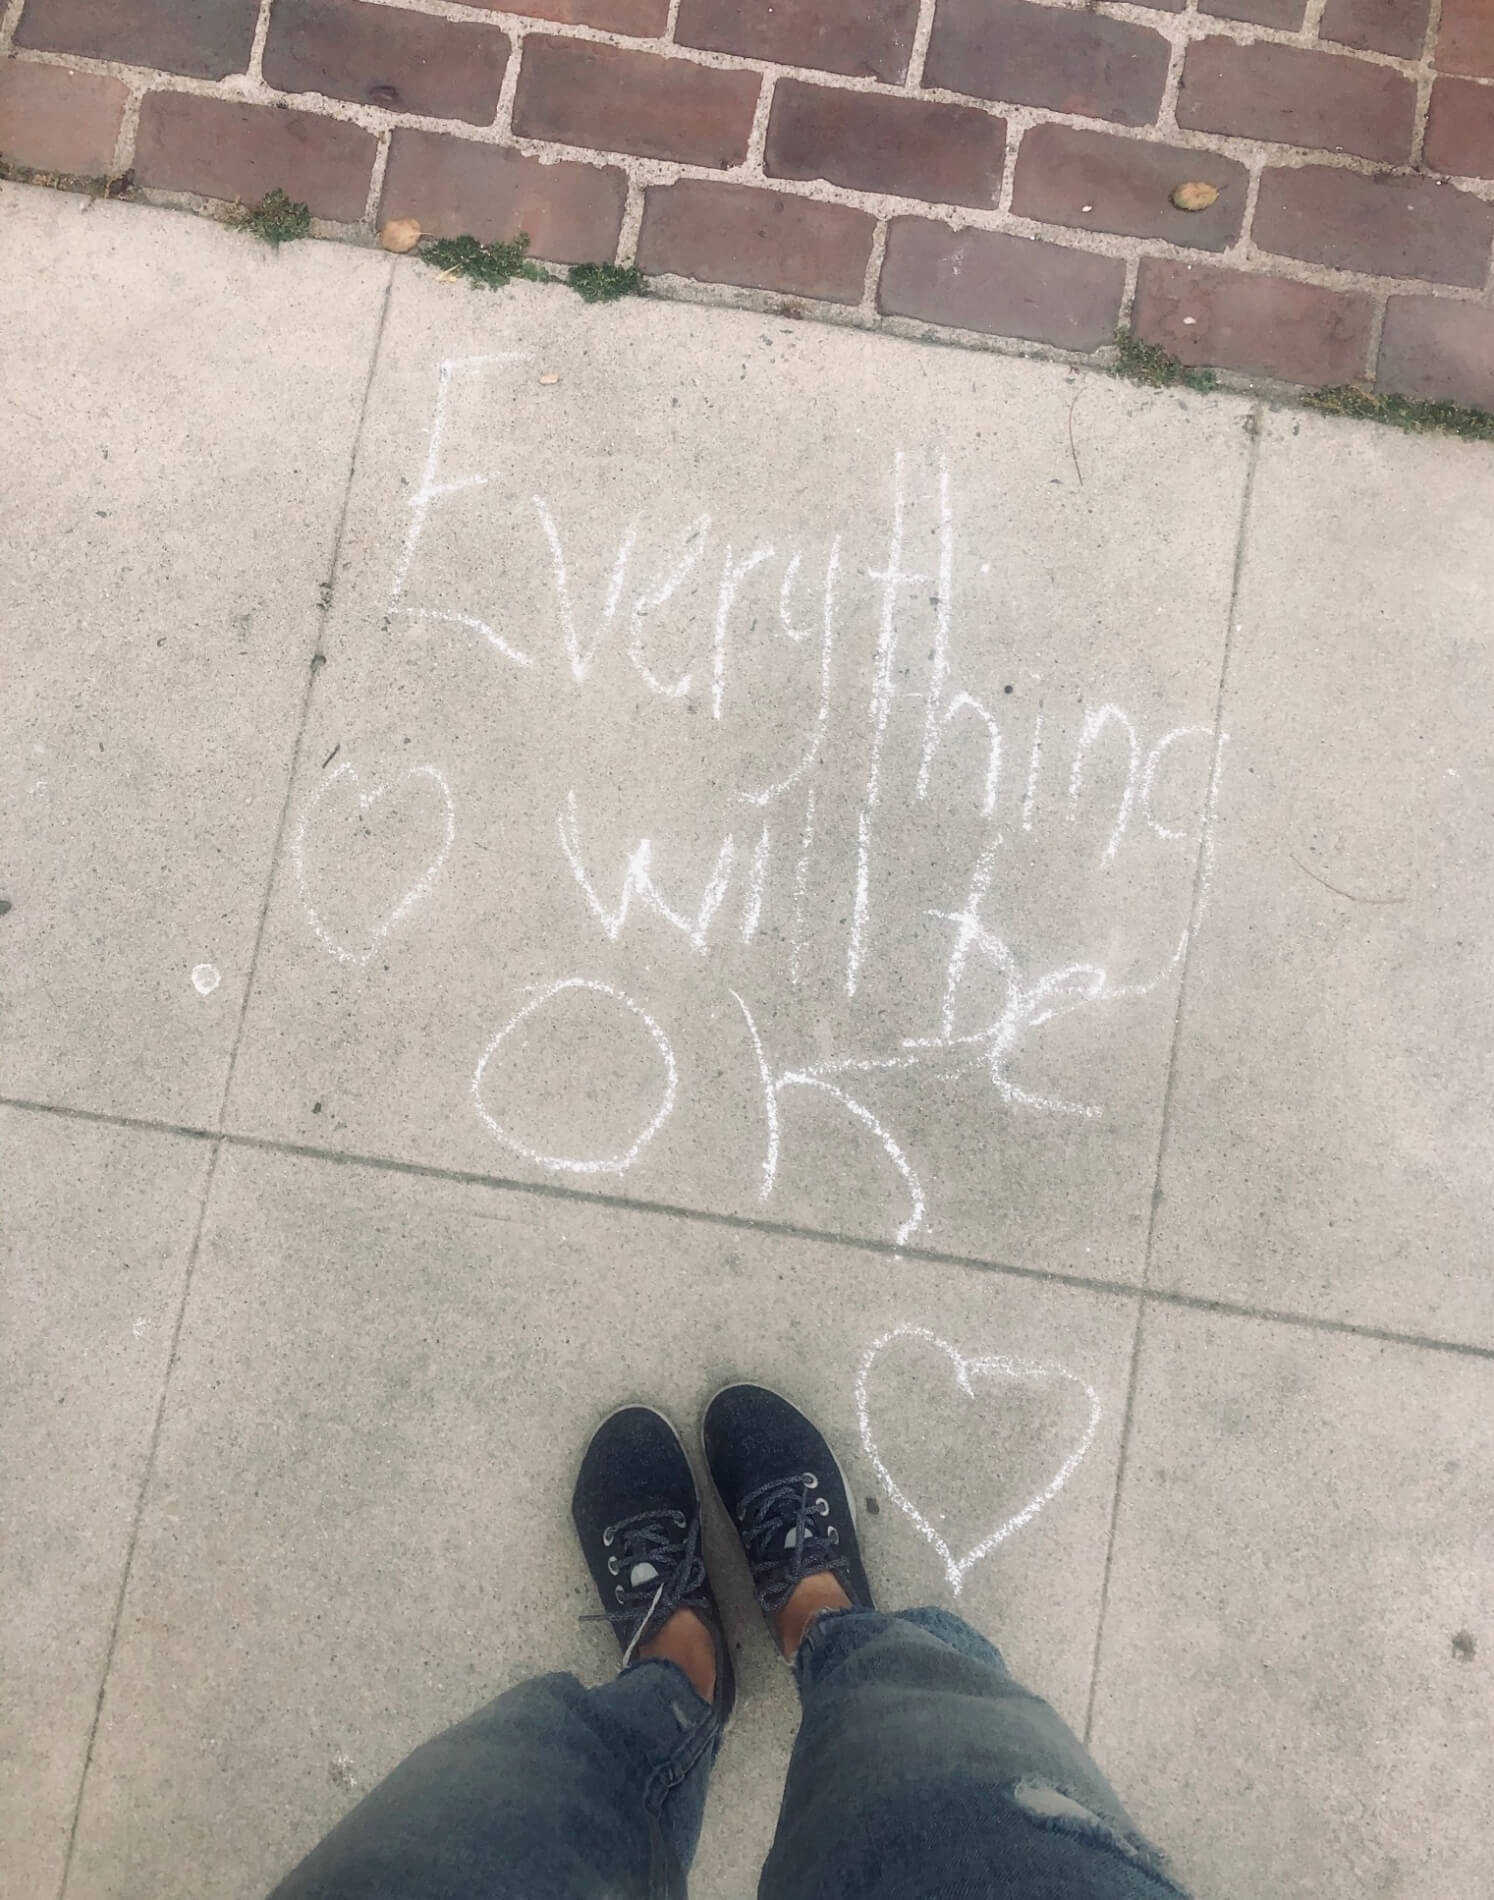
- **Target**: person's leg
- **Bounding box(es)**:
[700,1385,1185,1900]
[267,1655,718,1900]
[764,1602,1186,1900]
[267,1407,735,1900]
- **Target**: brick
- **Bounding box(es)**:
[1199,0,1305,27]
[464,0,666,32]
[1377,295,1494,409]
[262,0,509,127]
[13,0,258,80]
[0,60,126,176]
[1437,0,1494,80]
[765,80,1005,209]
[381,128,625,262]
[512,36,757,169]
[675,0,919,83]
[1320,0,1431,61]
[1133,257,1374,386]
[923,0,1171,130]
[1424,77,1494,178]
[636,180,874,302]
[133,93,376,222]
[1254,165,1494,287]
[878,216,1124,351]
[1178,38,1415,163]
[1011,124,1246,252]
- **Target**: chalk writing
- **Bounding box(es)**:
[472,977,678,1175]
[292,358,1233,1244]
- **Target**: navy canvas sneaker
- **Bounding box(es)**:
[572,1405,735,1722]
[702,1384,874,1629]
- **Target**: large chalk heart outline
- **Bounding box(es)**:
[854,1325,1102,1595]
[293,761,455,966]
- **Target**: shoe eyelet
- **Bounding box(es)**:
[614,1585,625,1602]
[816,1498,830,1516]
[602,1527,614,1547]
[608,1556,619,1575]
[828,1526,840,1544]
[673,1510,688,1527]
[802,1472,818,1489]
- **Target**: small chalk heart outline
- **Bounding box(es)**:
[293,761,455,967]
[854,1324,1102,1596]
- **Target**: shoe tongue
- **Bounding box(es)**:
[630,1561,659,1587]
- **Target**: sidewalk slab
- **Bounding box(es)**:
[1090,1305,1494,1900]
[0,1108,210,1900]
[63,1144,1138,1900]
[0,187,389,1125]
[225,268,1252,1281]
[1152,409,1494,1347]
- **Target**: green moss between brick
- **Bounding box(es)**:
[235,188,310,247]
[1304,384,1494,443]
[423,232,546,288]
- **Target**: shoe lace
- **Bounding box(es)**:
[582,1508,709,1667]
[737,1471,846,1613]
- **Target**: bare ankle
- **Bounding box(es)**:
[636,1608,717,1704]
[776,1572,852,1659]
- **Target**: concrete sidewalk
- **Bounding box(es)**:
[3,181,1492,1900]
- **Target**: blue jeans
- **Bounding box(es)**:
[269,1608,1187,1900]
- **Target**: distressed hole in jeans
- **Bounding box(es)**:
[1009,1779,1136,1854]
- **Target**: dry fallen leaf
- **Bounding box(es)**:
[1171,181,1219,213]
[539,372,560,386]
[379,217,421,253]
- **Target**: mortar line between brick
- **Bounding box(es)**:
[247,0,276,86]
[6,1092,1494,1366]
[860,216,889,314]
[907,0,941,89]
[1117,251,1141,327]
[492,22,524,142]
[213,268,395,1132]
[1364,289,1391,382]
[616,175,646,263]
[1155,15,1190,140]
[363,128,392,230]
[54,1135,225,1900]
[110,81,147,180]
[742,67,775,172]
[1413,0,1447,166]
[1151,5,1435,76]
[995,116,1021,215]
[1232,159,1265,270]
[664,0,684,46]
[1302,0,1332,40]
[1082,402,1262,1749]
[0,0,25,53]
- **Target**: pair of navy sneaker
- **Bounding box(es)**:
[571,1386,876,1720]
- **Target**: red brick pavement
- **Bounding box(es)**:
[2,0,1492,410]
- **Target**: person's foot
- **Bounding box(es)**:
[702,1385,874,1658]
[572,1406,735,1721]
